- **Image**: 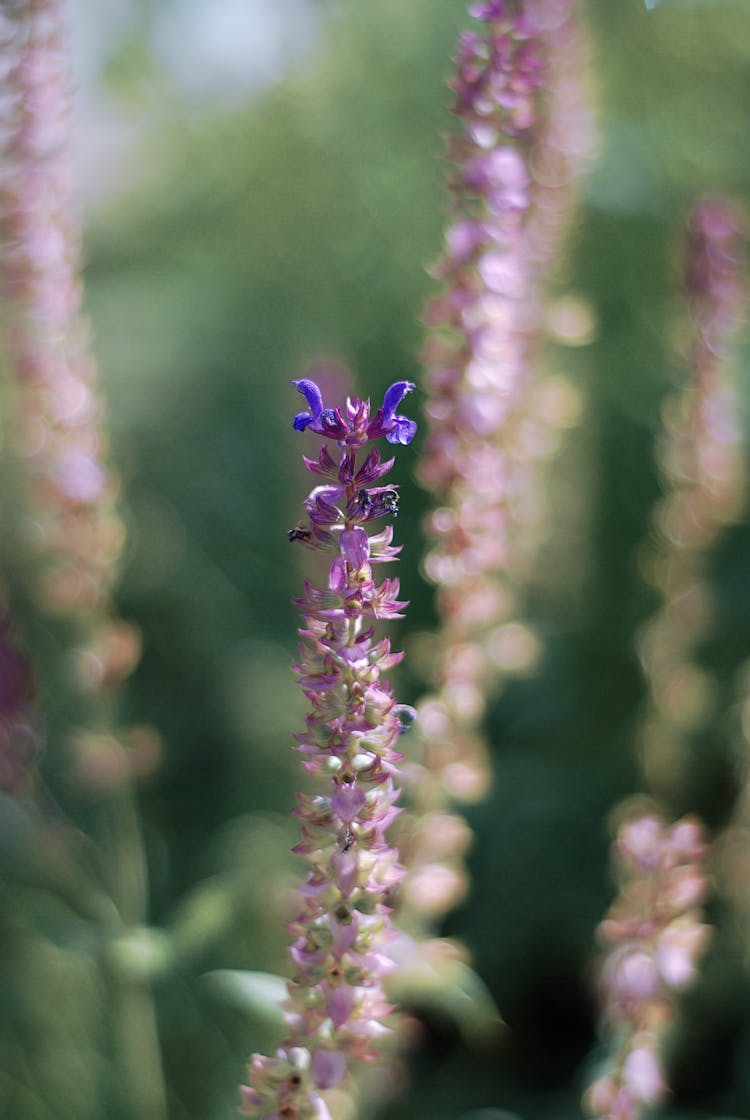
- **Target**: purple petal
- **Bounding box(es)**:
[312,1097,333,1120]
[331,781,366,823]
[485,146,529,189]
[239,1086,262,1113]
[290,940,326,968]
[354,448,395,484]
[385,416,417,445]
[382,380,415,420]
[339,527,370,569]
[623,1047,666,1103]
[478,251,525,297]
[329,557,347,594]
[325,982,355,1028]
[330,911,360,955]
[331,849,358,897]
[358,950,396,979]
[310,1049,347,1090]
[292,378,324,419]
[445,220,485,262]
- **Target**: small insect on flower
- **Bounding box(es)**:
[357,487,400,519]
[288,526,312,542]
[358,489,373,517]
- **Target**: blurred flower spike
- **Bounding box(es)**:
[406,0,595,956]
[585,811,711,1120]
[293,378,416,446]
[0,0,127,625]
[241,378,415,1118]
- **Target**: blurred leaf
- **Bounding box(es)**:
[101,30,165,102]
[391,948,504,1047]
[0,791,42,877]
[201,968,287,1030]
[0,921,108,1119]
[167,875,237,963]
[106,925,173,982]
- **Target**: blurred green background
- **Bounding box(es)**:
[4,0,750,1117]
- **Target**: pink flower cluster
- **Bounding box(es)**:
[408,0,593,931]
[585,813,710,1120]
[639,198,746,795]
[685,198,746,376]
[240,380,416,1120]
[422,0,594,596]
[675,199,746,527]
[0,0,152,801]
[416,2,544,875]
[0,0,137,688]
[422,1,542,509]
[585,198,746,1120]
[525,0,597,282]
[654,198,746,550]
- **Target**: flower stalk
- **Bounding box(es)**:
[241,379,416,1120]
[0,5,165,1117]
[639,198,746,799]
[585,812,710,1120]
[0,0,138,690]
[407,0,594,934]
[584,199,746,1120]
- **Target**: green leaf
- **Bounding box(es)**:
[390,947,504,1047]
[201,968,287,1029]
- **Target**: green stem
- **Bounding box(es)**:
[114,976,169,1120]
[106,770,168,1120]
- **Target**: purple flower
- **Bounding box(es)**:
[339,527,369,569]
[293,377,417,448]
[331,780,367,824]
[292,378,347,439]
[586,813,710,1120]
[242,377,413,1117]
[367,380,417,446]
[623,1046,666,1104]
[0,0,127,625]
[310,1049,347,1090]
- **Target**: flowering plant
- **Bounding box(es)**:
[241,379,416,1119]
